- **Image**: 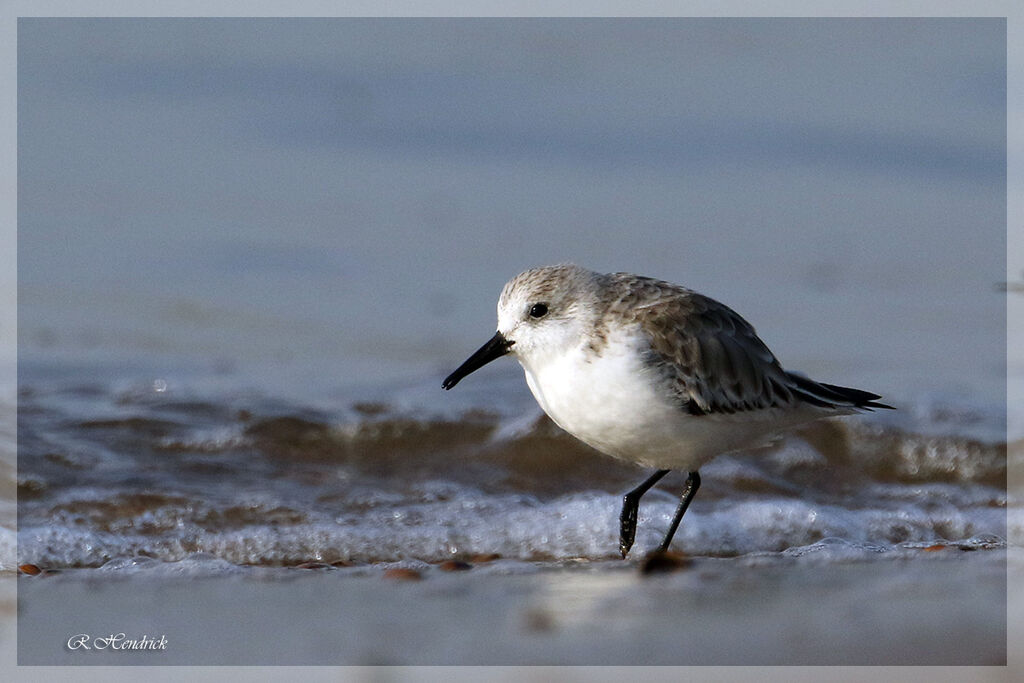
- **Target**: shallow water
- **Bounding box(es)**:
[15,361,1009,570]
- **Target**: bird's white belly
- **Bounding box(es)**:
[519,338,789,471]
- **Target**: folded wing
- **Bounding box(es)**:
[606,274,891,415]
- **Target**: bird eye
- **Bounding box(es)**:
[528,303,548,319]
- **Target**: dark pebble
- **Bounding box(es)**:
[523,608,555,633]
[639,550,690,575]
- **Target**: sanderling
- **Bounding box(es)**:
[443,264,892,560]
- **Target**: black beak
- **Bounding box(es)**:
[442,331,514,390]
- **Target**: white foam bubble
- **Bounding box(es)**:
[17,482,1008,571]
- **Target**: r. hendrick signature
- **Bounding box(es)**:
[67,633,168,651]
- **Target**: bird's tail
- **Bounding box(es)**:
[785,372,894,411]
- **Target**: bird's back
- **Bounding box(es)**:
[598,272,892,417]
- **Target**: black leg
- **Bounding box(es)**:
[656,471,701,553]
[619,469,670,557]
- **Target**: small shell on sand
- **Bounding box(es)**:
[469,553,501,563]
[438,560,472,572]
[294,561,331,569]
[383,568,423,581]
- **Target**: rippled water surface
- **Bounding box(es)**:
[16,364,1008,569]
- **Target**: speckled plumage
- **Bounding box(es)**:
[498,265,888,423]
[598,271,796,416]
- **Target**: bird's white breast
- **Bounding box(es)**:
[517,329,790,471]
[518,330,689,465]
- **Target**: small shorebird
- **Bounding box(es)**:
[443,264,892,559]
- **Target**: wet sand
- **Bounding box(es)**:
[15,551,1008,666]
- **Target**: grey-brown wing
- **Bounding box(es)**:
[607,275,798,415]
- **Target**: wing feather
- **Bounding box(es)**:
[604,274,796,415]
